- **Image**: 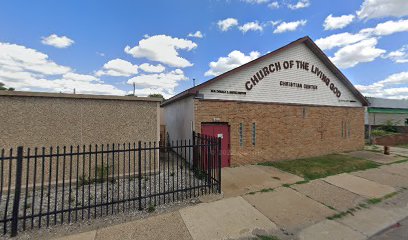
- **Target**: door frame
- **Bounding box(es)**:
[201,122,231,167]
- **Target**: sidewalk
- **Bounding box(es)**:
[54,152,408,240]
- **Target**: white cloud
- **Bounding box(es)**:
[329,38,386,68]
[383,45,408,63]
[188,31,204,38]
[356,72,408,98]
[269,20,281,26]
[323,14,355,30]
[62,72,99,82]
[273,20,307,33]
[124,35,197,68]
[0,42,71,75]
[369,19,408,36]
[239,21,263,33]
[316,19,408,50]
[315,32,369,50]
[217,18,239,31]
[268,1,279,9]
[41,34,74,48]
[204,50,260,76]
[139,63,166,73]
[130,88,174,99]
[241,0,270,4]
[0,42,124,95]
[127,69,188,98]
[378,71,408,85]
[96,58,138,77]
[357,0,408,19]
[287,0,310,10]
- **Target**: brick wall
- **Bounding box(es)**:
[194,99,365,166]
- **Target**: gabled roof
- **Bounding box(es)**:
[367,97,408,109]
[162,36,369,107]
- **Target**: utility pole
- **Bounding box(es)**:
[133,82,136,96]
[193,78,196,87]
[73,88,76,94]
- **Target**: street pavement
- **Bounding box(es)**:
[369,217,408,240]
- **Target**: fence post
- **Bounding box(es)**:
[207,137,211,187]
[11,146,23,237]
[218,138,222,194]
[192,131,196,170]
[138,141,142,211]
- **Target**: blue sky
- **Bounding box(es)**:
[0,0,407,98]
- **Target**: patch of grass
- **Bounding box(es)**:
[246,188,274,195]
[147,204,156,213]
[78,175,90,186]
[259,154,380,180]
[327,211,349,220]
[282,184,291,188]
[193,169,206,180]
[260,188,274,193]
[254,235,280,240]
[327,207,358,220]
[295,180,310,185]
[366,192,399,205]
[367,198,382,205]
[358,203,369,209]
[95,165,110,183]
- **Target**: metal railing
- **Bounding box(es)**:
[0,133,221,236]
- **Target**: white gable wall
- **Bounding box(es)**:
[199,43,362,107]
[163,96,194,143]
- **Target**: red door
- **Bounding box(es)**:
[201,124,230,167]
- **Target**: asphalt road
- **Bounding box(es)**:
[370,216,408,240]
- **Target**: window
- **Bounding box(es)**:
[302,107,307,118]
[239,123,243,147]
[341,120,351,138]
[252,123,256,146]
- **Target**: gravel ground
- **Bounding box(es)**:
[0,152,220,238]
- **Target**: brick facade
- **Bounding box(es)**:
[194,99,365,166]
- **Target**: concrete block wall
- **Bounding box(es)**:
[0,91,160,149]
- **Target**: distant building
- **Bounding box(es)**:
[366,97,408,127]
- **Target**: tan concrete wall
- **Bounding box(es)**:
[0,91,160,149]
[0,91,161,188]
[194,99,365,167]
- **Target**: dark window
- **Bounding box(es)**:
[252,123,256,146]
[239,123,243,147]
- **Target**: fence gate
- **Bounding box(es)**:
[0,133,221,236]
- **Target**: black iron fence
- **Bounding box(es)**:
[0,132,221,236]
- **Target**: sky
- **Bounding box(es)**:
[0,0,407,99]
